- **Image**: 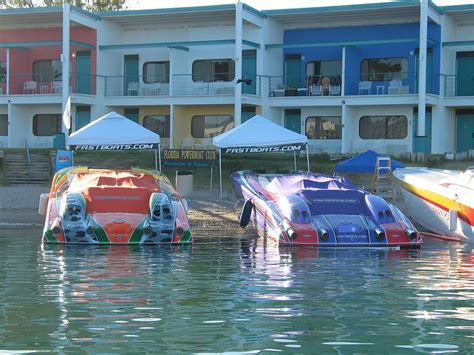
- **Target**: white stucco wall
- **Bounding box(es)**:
[9,104,61,148]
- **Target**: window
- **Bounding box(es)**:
[191,115,234,138]
[143,61,169,83]
[143,115,170,138]
[0,114,7,136]
[305,116,342,139]
[359,116,408,139]
[192,59,235,82]
[0,61,5,82]
[33,60,62,82]
[306,60,342,85]
[360,57,408,81]
[33,114,61,136]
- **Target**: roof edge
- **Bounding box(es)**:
[98,4,235,17]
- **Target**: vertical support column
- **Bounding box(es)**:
[341,46,346,96]
[417,0,428,137]
[62,3,71,135]
[234,1,243,127]
[341,103,350,154]
[6,49,9,95]
[170,104,174,149]
[7,102,11,148]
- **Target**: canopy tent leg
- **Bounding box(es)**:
[293,151,297,171]
[154,148,158,172]
[158,144,162,172]
[71,150,74,166]
[219,149,223,199]
[306,145,310,172]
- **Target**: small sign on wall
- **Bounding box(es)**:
[162,149,216,168]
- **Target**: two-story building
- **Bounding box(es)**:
[1,1,473,155]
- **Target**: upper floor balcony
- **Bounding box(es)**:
[104,73,237,97]
[0,72,96,96]
[444,74,474,97]
[267,72,441,98]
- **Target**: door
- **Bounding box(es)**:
[284,109,301,134]
[241,106,256,123]
[284,54,301,89]
[415,48,433,94]
[242,50,257,95]
[124,55,139,96]
[76,51,91,94]
[456,113,474,152]
[413,111,432,153]
[124,108,139,123]
[456,52,474,96]
[75,106,91,131]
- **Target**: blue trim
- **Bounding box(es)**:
[242,40,260,49]
[441,4,474,12]
[70,5,101,21]
[0,6,62,15]
[443,41,474,47]
[98,4,234,17]
[0,40,62,47]
[70,40,96,49]
[100,39,235,50]
[266,37,423,49]
[242,4,266,19]
[263,1,419,16]
[428,0,442,15]
[169,46,189,52]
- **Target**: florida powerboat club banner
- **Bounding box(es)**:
[71,143,159,151]
[224,144,305,154]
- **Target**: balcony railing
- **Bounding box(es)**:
[173,74,235,96]
[105,75,170,97]
[0,72,96,95]
[267,72,436,97]
[444,74,474,97]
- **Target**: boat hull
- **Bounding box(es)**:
[394,167,474,243]
[232,170,421,248]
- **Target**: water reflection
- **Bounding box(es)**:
[0,235,472,353]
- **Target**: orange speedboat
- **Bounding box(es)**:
[39,167,192,244]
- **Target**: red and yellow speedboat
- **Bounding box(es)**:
[394,167,474,243]
[39,167,192,244]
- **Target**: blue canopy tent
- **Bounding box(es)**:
[334,150,404,174]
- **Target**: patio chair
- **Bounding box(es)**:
[51,81,62,94]
[127,82,139,96]
[329,84,341,96]
[358,81,372,95]
[23,80,37,94]
[321,77,330,95]
[310,84,322,96]
[387,80,402,94]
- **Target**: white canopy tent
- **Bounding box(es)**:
[67,111,162,171]
[212,115,310,197]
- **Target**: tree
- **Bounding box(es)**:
[0,0,127,11]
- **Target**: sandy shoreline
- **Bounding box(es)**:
[0,185,243,236]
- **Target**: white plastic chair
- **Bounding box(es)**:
[51,81,62,94]
[310,84,322,96]
[329,85,341,96]
[23,80,37,94]
[388,80,402,94]
[358,81,371,95]
[127,82,139,96]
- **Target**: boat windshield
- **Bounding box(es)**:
[278,195,312,224]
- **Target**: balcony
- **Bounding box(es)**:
[104,74,238,97]
[444,74,474,97]
[0,72,96,96]
[269,75,342,97]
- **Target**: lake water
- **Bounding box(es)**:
[0,233,473,353]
